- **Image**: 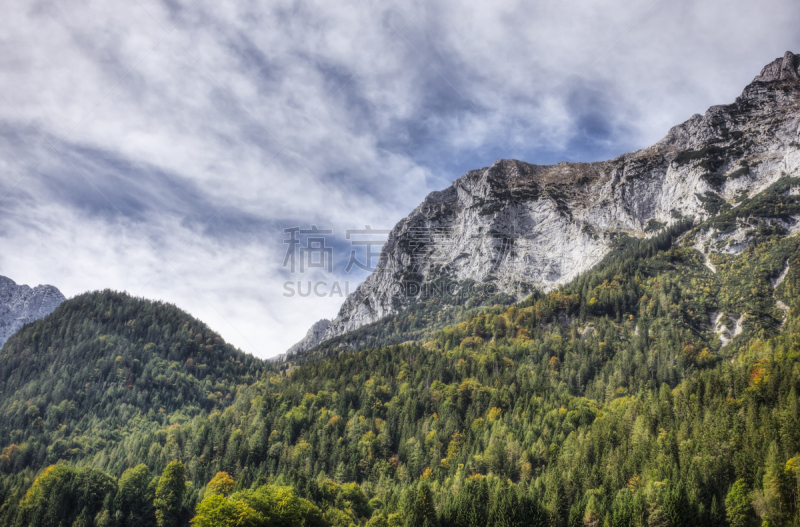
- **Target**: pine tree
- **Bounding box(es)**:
[762,442,787,524]
[407,481,437,527]
[582,495,601,527]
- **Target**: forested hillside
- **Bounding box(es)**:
[3,177,800,525]
[0,291,263,476]
[288,279,518,366]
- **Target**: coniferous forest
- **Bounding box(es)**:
[4,178,800,526]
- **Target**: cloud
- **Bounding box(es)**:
[1,0,799,357]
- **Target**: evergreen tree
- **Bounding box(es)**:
[725,479,755,527]
[407,481,437,527]
[154,461,186,527]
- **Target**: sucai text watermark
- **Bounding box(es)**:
[283,277,502,298]
[281,224,516,299]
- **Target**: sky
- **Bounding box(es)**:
[1,0,799,359]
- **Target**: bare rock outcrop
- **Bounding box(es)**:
[283,318,331,359]
[0,276,65,348]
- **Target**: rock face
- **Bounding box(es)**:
[284,319,331,359]
[754,51,800,82]
[290,51,800,355]
[0,276,65,348]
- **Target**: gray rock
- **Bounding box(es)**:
[0,276,65,348]
[754,51,800,82]
[290,51,800,356]
[283,318,331,358]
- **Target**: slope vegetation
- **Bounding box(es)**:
[4,180,800,525]
[0,290,263,472]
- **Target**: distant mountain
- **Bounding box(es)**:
[291,51,800,355]
[0,290,263,461]
[282,318,330,359]
[0,275,65,348]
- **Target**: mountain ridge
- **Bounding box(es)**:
[0,289,263,456]
[5,51,800,527]
[287,51,800,356]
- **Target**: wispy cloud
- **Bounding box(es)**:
[1,0,798,357]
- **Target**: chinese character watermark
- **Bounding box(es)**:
[344,226,391,272]
[281,224,522,300]
[283,225,333,273]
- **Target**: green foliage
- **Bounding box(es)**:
[407,481,436,527]
[697,191,731,214]
[728,166,749,180]
[295,277,524,364]
[17,464,116,527]
[440,476,543,527]
[673,145,726,165]
[155,462,186,527]
[701,172,728,189]
[707,177,800,234]
[8,179,800,526]
[726,480,755,527]
[644,219,666,233]
[0,290,262,473]
[115,464,155,527]
[192,494,259,527]
[192,484,324,527]
[205,472,235,498]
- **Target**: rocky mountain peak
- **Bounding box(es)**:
[288,51,800,357]
[284,318,331,360]
[0,276,65,348]
[753,51,800,83]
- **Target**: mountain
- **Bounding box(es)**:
[7,179,799,525]
[283,318,330,359]
[289,50,800,356]
[0,290,263,465]
[0,276,65,349]
[5,51,800,527]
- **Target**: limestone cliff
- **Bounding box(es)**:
[0,276,65,348]
[290,51,800,355]
[283,318,331,360]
